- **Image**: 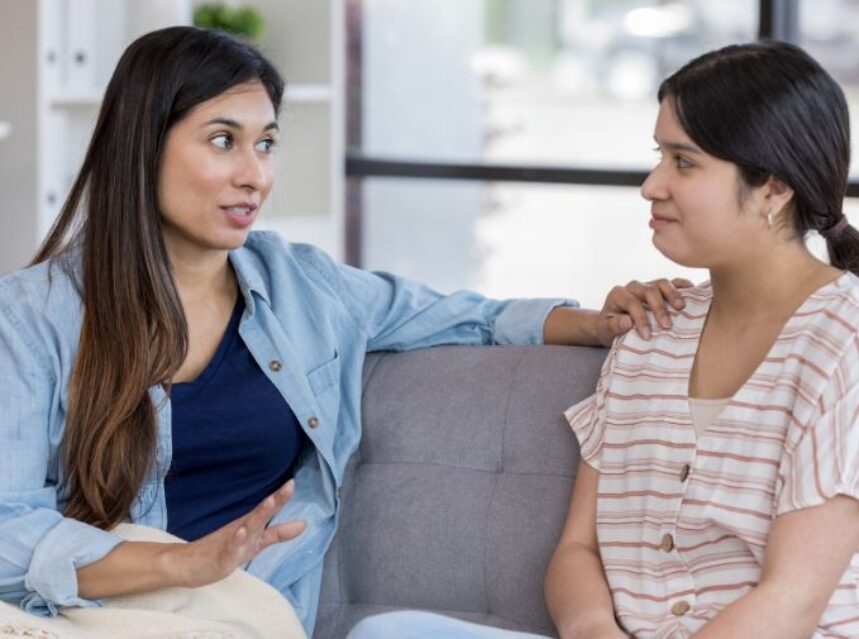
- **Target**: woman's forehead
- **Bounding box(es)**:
[186,82,276,127]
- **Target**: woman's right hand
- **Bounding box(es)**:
[164,479,306,589]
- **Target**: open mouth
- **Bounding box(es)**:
[221,205,258,227]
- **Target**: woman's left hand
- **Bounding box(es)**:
[596,278,693,345]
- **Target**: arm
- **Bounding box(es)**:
[545,462,628,639]
[0,296,124,614]
[301,244,570,350]
[692,496,859,639]
[300,241,693,350]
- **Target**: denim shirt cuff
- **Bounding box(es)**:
[494,298,579,345]
[23,518,124,616]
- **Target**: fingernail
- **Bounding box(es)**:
[660,316,672,329]
[673,298,685,309]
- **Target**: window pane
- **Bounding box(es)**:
[359,0,758,169]
[363,178,859,308]
[362,178,706,308]
[799,0,859,178]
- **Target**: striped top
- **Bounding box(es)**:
[566,274,859,638]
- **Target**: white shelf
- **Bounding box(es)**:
[49,90,103,107]
[286,84,333,103]
[0,0,345,276]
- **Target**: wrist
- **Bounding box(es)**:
[569,307,602,346]
[155,543,186,588]
[561,618,624,639]
[544,307,601,346]
[582,308,603,346]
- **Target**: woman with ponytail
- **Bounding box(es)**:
[349,42,859,639]
[0,25,681,636]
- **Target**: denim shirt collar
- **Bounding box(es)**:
[229,244,270,315]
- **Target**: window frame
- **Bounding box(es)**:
[344,0,857,265]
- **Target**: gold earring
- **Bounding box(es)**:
[767,210,775,228]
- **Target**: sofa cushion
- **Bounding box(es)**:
[314,345,606,638]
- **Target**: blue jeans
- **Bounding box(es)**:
[346,611,553,639]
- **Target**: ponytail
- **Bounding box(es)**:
[823,217,859,276]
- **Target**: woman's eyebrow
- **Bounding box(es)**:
[653,137,703,154]
[203,117,280,132]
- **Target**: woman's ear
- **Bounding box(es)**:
[764,175,795,218]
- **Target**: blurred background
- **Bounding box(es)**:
[2,0,859,307]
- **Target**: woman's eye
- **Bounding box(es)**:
[211,133,233,150]
[675,155,693,169]
[256,138,277,153]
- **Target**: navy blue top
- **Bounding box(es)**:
[165,295,305,541]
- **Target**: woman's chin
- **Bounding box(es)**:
[651,236,707,269]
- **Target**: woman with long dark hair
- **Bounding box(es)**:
[0,26,679,635]
[349,41,859,639]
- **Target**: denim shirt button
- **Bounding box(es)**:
[269,359,283,372]
[307,416,319,428]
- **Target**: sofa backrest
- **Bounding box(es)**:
[314,345,607,639]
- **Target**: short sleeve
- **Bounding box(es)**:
[776,346,859,516]
[564,341,618,471]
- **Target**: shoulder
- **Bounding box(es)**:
[806,272,859,332]
[802,272,859,376]
[233,230,346,299]
[242,231,339,268]
[611,281,710,358]
[0,253,82,318]
[0,254,82,371]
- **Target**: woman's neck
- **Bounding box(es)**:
[708,241,840,323]
[165,241,237,305]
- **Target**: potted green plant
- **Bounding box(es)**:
[193,3,265,42]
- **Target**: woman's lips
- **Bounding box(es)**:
[649,214,677,230]
[221,205,257,228]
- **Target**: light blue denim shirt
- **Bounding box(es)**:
[0,230,575,634]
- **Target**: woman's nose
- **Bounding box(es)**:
[640,164,666,202]
[235,148,267,191]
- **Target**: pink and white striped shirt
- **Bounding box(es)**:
[566,274,859,638]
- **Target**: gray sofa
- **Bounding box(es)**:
[314,345,607,639]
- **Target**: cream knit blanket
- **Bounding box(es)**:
[0,524,306,639]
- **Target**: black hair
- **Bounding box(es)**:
[658,41,859,274]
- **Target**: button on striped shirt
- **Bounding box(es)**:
[566,274,859,638]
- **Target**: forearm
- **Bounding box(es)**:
[545,542,625,639]
[544,307,601,347]
[77,540,181,599]
[692,583,820,639]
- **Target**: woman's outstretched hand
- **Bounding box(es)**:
[595,277,693,345]
[166,479,306,588]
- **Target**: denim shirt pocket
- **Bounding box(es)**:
[306,351,340,396]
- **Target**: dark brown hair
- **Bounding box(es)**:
[32,27,284,528]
